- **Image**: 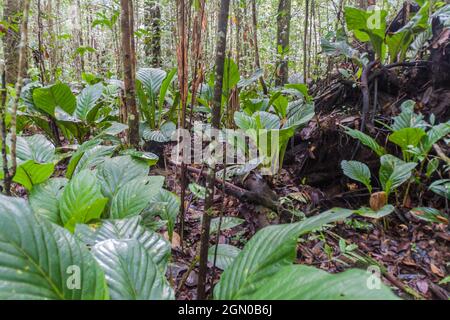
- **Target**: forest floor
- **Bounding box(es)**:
[156,94,449,300]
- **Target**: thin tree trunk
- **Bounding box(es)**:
[275,0,291,86]
[0,64,9,195]
[197,0,230,300]
[6,0,31,195]
[303,0,310,82]
[120,0,140,146]
[3,0,24,85]
[175,0,190,247]
[145,0,162,68]
[251,0,268,94]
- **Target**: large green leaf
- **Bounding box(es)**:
[341,160,372,193]
[91,216,170,269]
[59,170,108,232]
[344,6,388,59]
[283,103,315,129]
[214,208,353,299]
[392,101,426,131]
[66,139,102,178]
[223,58,240,97]
[355,205,395,219]
[145,189,180,224]
[158,68,177,121]
[16,134,56,163]
[29,177,68,225]
[109,176,164,219]
[379,155,417,195]
[210,217,245,235]
[429,179,450,200]
[32,83,76,116]
[136,68,167,95]
[234,112,258,130]
[92,239,174,300]
[254,111,280,130]
[13,160,55,191]
[343,126,386,156]
[420,122,450,155]
[208,244,241,271]
[389,127,426,152]
[0,195,108,299]
[242,265,399,300]
[97,155,149,201]
[75,83,104,121]
[69,145,116,178]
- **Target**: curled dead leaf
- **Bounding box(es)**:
[370,191,387,211]
[164,231,181,249]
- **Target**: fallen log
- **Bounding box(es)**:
[170,161,281,213]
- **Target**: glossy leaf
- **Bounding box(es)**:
[13,160,55,191]
[93,239,174,300]
[214,208,353,299]
[341,160,372,193]
[59,170,108,232]
[208,244,241,271]
[241,265,399,300]
[0,195,107,300]
[29,178,68,225]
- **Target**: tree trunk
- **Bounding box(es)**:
[5,0,31,195]
[3,0,25,85]
[197,0,230,300]
[144,0,162,68]
[251,0,268,94]
[303,0,309,82]
[120,0,140,146]
[275,0,291,86]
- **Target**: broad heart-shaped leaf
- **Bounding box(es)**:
[341,160,372,193]
[388,127,426,152]
[208,244,241,271]
[16,134,56,163]
[355,205,395,219]
[0,195,108,300]
[223,58,240,96]
[392,100,427,131]
[429,179,450,200]
[283,102,315,129]
[344,6,387,59]
[32,83,76,116]
[237,68,263,89]
[254,111,280,130]
[110,176,165,219]
[66,139,102,178]
[379,155,417,196]
[120,149,159,166]
[145,189,180,224]
[75,83,104,121]
[87,216,171,269]
[60,170,108,232]
[29,177,68,225]
[69,145,116,178]
[13,160,55,191]
[234,112,258,130]
[214,208,354,300]
[241,265,399,300]
[343,126,386,156]
[136,68,166,95]
[420,122,450,155]
[97,155,149,201]
[92,239,174,300]
[210,217,245,235]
